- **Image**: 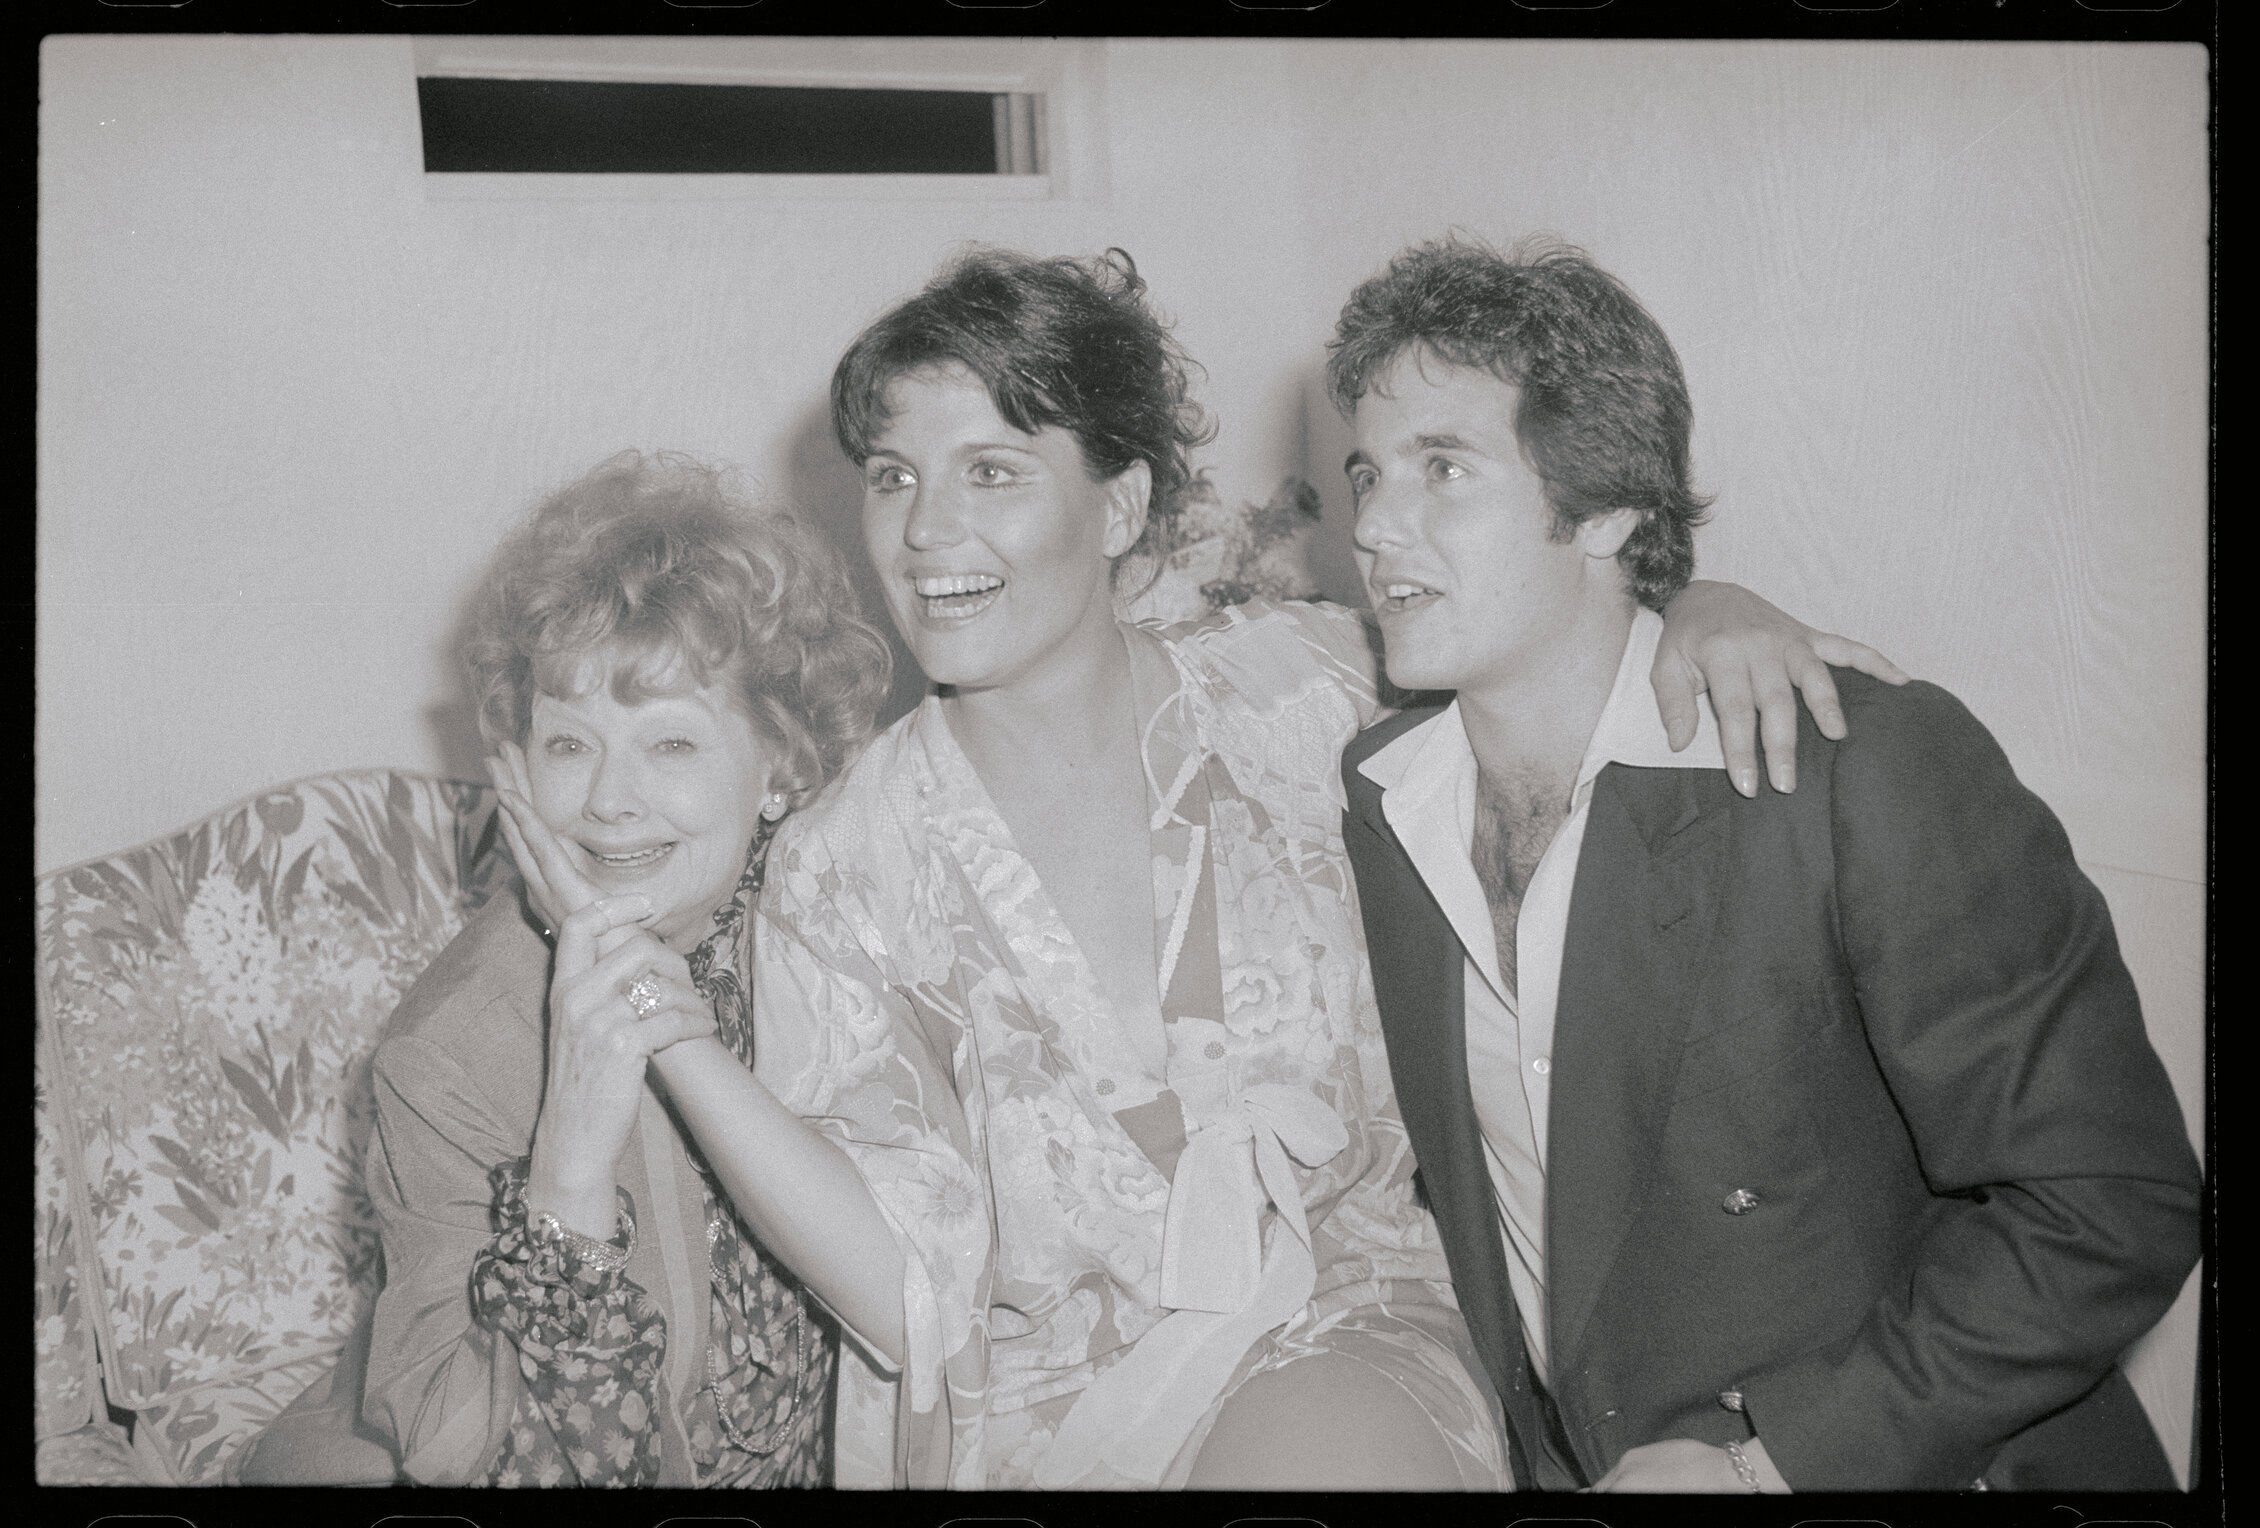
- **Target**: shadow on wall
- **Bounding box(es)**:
[418,411,928,782]
[1293,355,1368,612]
[783,394,929,731]
[423,577,488,787]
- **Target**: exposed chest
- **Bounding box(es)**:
[1472,766,1573,990]
[980,745,1168,1074]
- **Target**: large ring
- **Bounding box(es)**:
[625,971,665,1018]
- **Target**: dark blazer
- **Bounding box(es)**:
[1342,673,2201,1491]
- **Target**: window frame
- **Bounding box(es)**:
[409,35,1108,203]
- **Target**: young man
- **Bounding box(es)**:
[1332,239,2201,1492]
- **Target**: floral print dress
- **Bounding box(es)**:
[751,599,1511,1489]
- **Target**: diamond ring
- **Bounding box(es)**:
[625,971,665,1018]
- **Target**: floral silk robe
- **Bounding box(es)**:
[751,600,1508,1489]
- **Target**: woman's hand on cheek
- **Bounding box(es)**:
[526,896,714,1237]
[490,743,625,951]
[1652,580,1909,797]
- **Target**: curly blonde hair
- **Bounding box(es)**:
[465,451,891,807]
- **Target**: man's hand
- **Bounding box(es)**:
[1589,1437,1790,1493]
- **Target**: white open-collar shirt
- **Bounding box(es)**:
[1356,607,1726,1385]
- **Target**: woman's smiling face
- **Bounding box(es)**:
[859,365,1146,697]
[524,649,773,951]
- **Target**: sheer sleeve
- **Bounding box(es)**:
[751,824,996,1488]
[1274,598,1386,726]
[1206,598,1384,721]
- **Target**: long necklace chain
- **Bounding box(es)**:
[686,815,808,1460]
[703,1214,812,1457]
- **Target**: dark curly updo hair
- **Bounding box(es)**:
[1327,236,1711,610]
[830,247,1215,569]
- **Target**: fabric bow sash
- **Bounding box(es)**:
[1158,1083,1348,1312]
[1032,1083,1349,1488]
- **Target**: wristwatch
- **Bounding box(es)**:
[532,1208,631,1275]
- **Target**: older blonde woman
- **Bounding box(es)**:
[325,452,889,1487]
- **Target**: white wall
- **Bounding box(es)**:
[1288,41,2207,884]
[38,35,1324,870]
[38,35,2207,1480]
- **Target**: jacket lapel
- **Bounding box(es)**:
[1343,759,1529,1422]
[1546,765,1728,1374]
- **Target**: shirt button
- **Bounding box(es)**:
[1096,1077,1115,1096]
[1531,1056,1551,1075]
[1205,1040,1226,1060]
[1722,1187,1761,1215]
[1718,1389,1745,1412]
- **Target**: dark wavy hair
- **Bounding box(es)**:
[465,451,892,808]
[1326,236,1710,609]
[830,247,1215,567]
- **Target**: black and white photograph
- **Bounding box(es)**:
[32,18,2211,1516]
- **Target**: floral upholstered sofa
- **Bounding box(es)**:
[34,770,511,1484]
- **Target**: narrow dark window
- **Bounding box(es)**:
[417,78,1046,175]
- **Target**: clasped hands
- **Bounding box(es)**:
[489,742,716,1238]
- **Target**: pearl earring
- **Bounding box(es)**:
[759,791,788,823]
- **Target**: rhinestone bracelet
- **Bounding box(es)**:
[533,1209,631,1275]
